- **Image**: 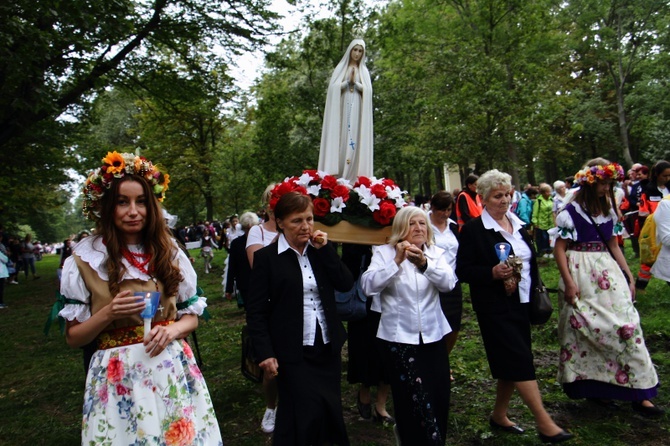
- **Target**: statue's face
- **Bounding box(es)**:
[350,45,364,62]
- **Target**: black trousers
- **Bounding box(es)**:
[379,337,451,446]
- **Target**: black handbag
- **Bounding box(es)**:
[240,325,263,383]
[529,273,553,325]
[335,256,368,321]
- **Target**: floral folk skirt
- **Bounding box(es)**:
[82,339,222,445]
[557,249,659,399]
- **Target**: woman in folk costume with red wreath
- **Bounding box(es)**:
[59,151,222,444]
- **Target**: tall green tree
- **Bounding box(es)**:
[0,0,278,231]
[561,0,670,167]
[374,0,570,188]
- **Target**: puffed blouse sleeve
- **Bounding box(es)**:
[59,255,92,322]
[552,208,578,241]
[175,247,208,318]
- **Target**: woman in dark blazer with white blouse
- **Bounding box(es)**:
[246,191,353,446]
[456,169,573,444]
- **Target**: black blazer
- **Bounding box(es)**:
[246,241,354,364]
[456,216,539,314]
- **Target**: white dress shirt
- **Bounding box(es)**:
[277,234,330,346]
[430,216,459,272]
[361,243,456,344]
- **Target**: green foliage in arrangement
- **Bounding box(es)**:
[0,242,667,445]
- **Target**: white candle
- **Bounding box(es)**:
[143,297,152,342]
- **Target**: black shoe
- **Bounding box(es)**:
[373,406,396,426]
[489,417,525,434]
[631,401,665,417]
[538,430,574,443]
[356,391,371,420]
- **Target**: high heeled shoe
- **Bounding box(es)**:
[489,417,524,434]
[538,429,574,444]
[631,401,665,417]
[356,391,372,420]
[373,406,396,426]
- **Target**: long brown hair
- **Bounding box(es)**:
[574,157,614,216]
[95,176,181,298]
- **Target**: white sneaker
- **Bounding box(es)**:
[261,407,276,433]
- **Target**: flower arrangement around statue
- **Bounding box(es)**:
[269,170,409,228]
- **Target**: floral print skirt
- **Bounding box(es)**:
[82,339,222,445]
[557,250,659,398]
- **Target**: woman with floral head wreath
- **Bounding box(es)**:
[319,39,374,182]
[553,158,663,417]
[59,151,222,444]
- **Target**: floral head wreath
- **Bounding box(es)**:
[574,162,625,186]
[82,151,170,221]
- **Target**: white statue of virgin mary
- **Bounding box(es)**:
[318,39,374,182]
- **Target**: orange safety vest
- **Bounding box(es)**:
[456,191,483,227]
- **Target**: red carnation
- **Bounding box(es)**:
[354,176,372,188]
[269,179,308,210]
[273,179,298,197]
[373,200,397,225]
[313,198,331,217]
[371,183,387,199]
[321,175,338,191]
[303,169,319,178]
[382,178,396,188]
[331,185,350,202]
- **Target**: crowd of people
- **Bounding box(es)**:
[3,152,667,445]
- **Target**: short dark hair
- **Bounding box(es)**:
[464,174,479,187]
[430,191,454,210]
[274,192,313,222]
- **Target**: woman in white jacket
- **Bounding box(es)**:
[361,206,456,445]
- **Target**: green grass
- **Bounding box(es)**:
[0,241,667,445]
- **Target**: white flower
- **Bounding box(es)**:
[393,196,406,208]
[356,185,381,212]
[336,178,352,188]
[306,184,321,196]
[330,197,347,213]
[386,186,404,201]
[122,153,137,173]
[297,172,314,187]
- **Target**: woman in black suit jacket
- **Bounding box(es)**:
[246,191,353,446]
[456,170,573,444]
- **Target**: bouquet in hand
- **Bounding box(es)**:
[503,255,523,295]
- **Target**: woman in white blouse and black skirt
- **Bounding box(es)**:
[361,206,457,445]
